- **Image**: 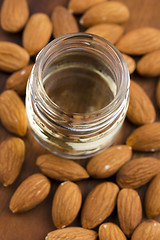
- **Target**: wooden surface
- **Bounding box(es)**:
[0,0,160,240]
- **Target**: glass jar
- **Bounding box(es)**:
[26,33,130,159]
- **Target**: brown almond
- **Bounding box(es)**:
[9,173,51,213]
[0,41,30,72]
[145,174,160,218]
[68,0,106,14]
[127,80,156,125]
[36,154,89,181]
[81,182,119,229]
[6,64,34,95]
[46,227,97,240]
[156,79,160,108]
[23,13,52,56]
[126,122,160,151]
[80,2,130,27]
[0,137,25,187]
[131,220,160,240]
[117,188,142,237]
[122,53,136,74]
[116,27,160,55]
[116,157,160,189]
[52,181,82,228]
[0,90,27,136]
[137,50,160,77]
[99,223,127,240]
[51,6,79,39]
[86,145,132,178]
[0,0,29,32]
[85,23,124,44]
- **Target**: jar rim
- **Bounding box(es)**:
[35,33,130,122]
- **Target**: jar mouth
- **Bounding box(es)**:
[35,33,130,121]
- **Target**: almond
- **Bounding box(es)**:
[51,6,79,39]
[131,220,160,240]
[122,53,136,74]
[23,13,52,56]
[0,41,30,72]
[36,154,89,181]
[68,0,106,14]
[6,64,34,95]
[52,181,82,228]
[81,182,119,229]
[99,222,127,240]
[9,173,51,213]
[85,23,124,44]
[156,79,160,108]
[0,137,25,187]
[116,157,160,189]
[0,90,27,136]
[116,27,160,55]
[86,145,132,179]
[46,227,97,240]
[80,2,130,27]
[145,174,160,218]
[126,122,160,151]
[117,188,142,237]
[137,50,160,77]
[0,0,29,32]
[127,80,156,125]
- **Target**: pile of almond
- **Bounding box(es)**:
[0,0,160,239]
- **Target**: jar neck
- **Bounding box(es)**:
[30,33,130,132]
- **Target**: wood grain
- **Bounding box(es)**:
[0,0,160,240]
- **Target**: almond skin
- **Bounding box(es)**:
[131,220,160,240]
[0,137,25,187]
[23,13,52,56]
[117,188,142,237]
[86,145,132,179]
[85,23,124,44]
[116,27,160,55]
[68,0,106,14]
[145,174,160,218]
[99,223,127,240]
[122,53,136,74]
[52,181,82,228]
[127,80,156,125]
[51,6,79,39]
[156,79,160,108]
[126,122,160,151]
[116,157,160,189]
[0,90,27,136]
[80,1,130,27]
[46,227,97,240]
[6,64,34,95]
[0,0,29,32]
[0,41,30,72]
[81,182,119,229]
[9,173,51,213]
[137,50,160,77]
[36,154,89,181]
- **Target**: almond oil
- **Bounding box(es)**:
[44,50,116,114]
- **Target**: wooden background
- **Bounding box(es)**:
[0,0,160,239]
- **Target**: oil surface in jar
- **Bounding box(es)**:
[44,51,116,114]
